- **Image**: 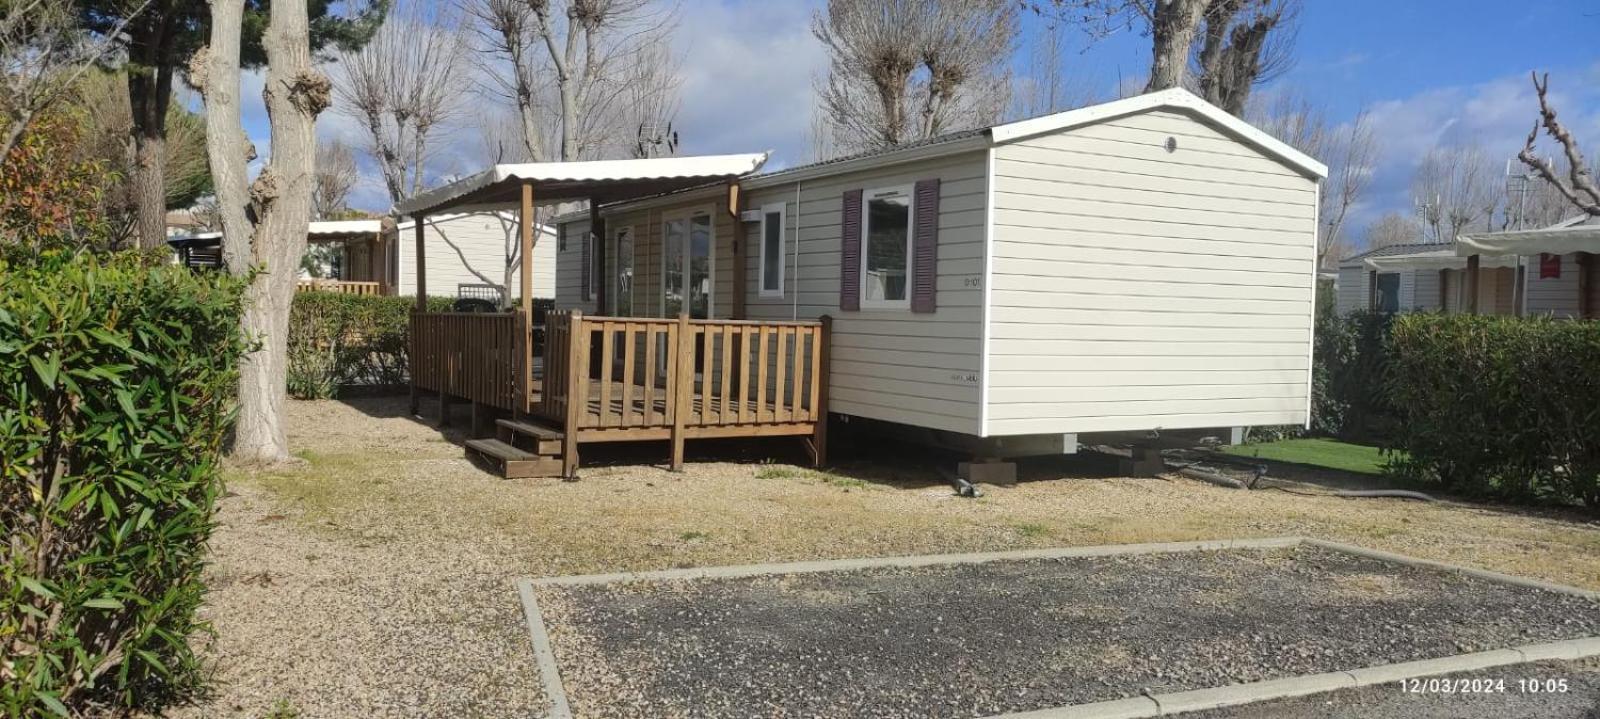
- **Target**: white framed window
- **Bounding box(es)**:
[613,225,634,316]
[758,202,786,298]
[860,185,913,309]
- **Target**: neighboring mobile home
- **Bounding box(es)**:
[1336,216,1599,318]
[170,215,557,302]
[546,88,1326,456]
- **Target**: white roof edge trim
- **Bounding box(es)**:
[394,153,770,216]
[1365,252,1517,271]
[307,219,384,236]
[988,88,1329,180]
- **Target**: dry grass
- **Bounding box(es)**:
[176,396,1600,718]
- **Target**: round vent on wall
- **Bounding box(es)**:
[1165,136,1179,153]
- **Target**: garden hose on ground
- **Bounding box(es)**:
[1164,458,1438,502]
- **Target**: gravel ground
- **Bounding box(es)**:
[168,396,1600,718]
[1180,659,1600,718]
[535,546,1600,718]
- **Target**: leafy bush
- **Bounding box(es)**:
[1311,309,1394,441]
[286,293,554,398]
[1385,314,1600,508]
[0,251,248,716]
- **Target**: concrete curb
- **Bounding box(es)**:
[1302,537,1600,601]
[527,536,1304,587]
[984,637,1600,718]
[515,579,574,719]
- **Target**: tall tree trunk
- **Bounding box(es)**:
[196,0,329,465]
[129,21,176,249]
[1144,0,1210,92]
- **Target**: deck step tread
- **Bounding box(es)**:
[495,418,565,440]
[465,438,537,461]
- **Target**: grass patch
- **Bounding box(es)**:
[755,465,871,490]
[1012,522,1052,539]
[679,530,711,542]
[1222,438,1392,476]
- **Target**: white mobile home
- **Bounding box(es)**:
[550,89,1326,453]
[392,212,557,302]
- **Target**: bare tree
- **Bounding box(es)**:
[619,41,683,159]
[333,0,469,203]
[0,0,146,161]
[467,0,678,163]
[467,0,550,162]
[193,0,331,464]
[1010,3,1098,119]
[814,0,1017,153]
[1191,0,1297,114]
[1250,92,1376,268]
[1364,212,1421,251]
[1068,0,1296,115]
[1518,72,1600,217]
[313,138,359,219]
[1412,143,1500,244]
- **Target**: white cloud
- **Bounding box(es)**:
[669,0,827,167]
[1346,67,1600,235]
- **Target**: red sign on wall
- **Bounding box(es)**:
[1540,253,1562,279]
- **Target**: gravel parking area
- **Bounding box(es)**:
[175,397,1600,718]
[1180,659,1600,718]
[534,545,1600,718]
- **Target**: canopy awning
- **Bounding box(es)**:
[1457,221,1600,256]
[393,153,770,217]
[1365,248,1518,271]
[307,219,384,240]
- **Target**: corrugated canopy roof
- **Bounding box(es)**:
[308,219,384,238]
[393,153,770,217]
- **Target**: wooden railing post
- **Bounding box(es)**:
[669,313,693,471]
[562,311,585,478]
[408,310,420,416]
[810,315,832,467]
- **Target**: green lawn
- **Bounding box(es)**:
[1220,438,1391,475]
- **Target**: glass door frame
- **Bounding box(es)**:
[659,205,716,319]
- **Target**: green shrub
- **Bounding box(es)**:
[1385,314,1600,507]
[286,293,554,398]
[0,251,248,716]
[1312,309,1394,441]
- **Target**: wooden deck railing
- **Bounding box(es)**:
[410,311,527,413]
[537,311,830,470]
[297,279,382,296]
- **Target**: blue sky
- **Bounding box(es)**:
[284,0,1600,240]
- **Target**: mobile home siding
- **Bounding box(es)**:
[555,219,600,313]
[1336,265,1367,313]
[738,152,989,435]
[396,212,555,299]
[1525,253,1582,317]
[986,109,1317,435]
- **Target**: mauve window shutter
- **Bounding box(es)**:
[912,178,940,313]
[581,225,592,300]
[840,189,862,311]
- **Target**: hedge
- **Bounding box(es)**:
[1385,313,1600,508]
[0,251,249,716]
[287,293,556,399]
[1311,309,1394,441]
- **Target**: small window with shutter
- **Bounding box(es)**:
[859,185,913,309]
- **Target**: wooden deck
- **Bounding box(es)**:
[410,309,829,478]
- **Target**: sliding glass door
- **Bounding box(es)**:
[662,209,714,319]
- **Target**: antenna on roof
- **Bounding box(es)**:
[1503,156,1547,230]
[635,121,680,159]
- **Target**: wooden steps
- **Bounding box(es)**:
[464,418,567,478]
